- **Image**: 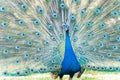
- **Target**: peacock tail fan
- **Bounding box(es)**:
[0,0,120,77]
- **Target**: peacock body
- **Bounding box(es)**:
[0,0,120,79]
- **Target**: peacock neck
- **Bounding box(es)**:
[64,30,78,61]
[65,30,72,50]
[60,30,80,75]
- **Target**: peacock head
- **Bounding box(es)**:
[62,23,69,31]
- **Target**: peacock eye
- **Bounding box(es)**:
[90,46,97,52]
[31,69,34,72]
[115,67,119,71]
[86,33,94,38]
[98,42,104,48]
[81,41,88,46]
[16,72,20,75]
[39,68,43,72]
[60,3,65,9]
[59,33,63,37]
[26,41,33,47]
[5,36,13,41]
[116,36,120,42]
[2,7,5,10]
[15,60,20,64]
[106,52,112,57]
[18,20,25,26]
[1,22,8,28]
[102,34,109,39]
[3,72,7,75]
[24,54,30,58]
[87,65,91,68]
[48,24,54,30]
[97,67,100,70]
[53,47,59,52]
[20,4,28,10]
[43,68,46,71]
[2,49,9,54]
[100,55,104,60]
[33,20,40,26]
[52,60,55,63]
[35,57,40,62]
[51,36,56,41]
[33,32,41,37]
[112,45,118,50]
[49,67,53,70]
[73,25,78,31]
[101,67,106,70]
[25,71,28,74]
[109,67,113,71]
[86,22,93,27]
[37,8,44,14]
[54,65,57,68]
[94,8,101,14]
[99,23,106,28]
[37,47,43,52]
[15,46,21,50]
[52,13,58,19]
[43,41,49,46]
[72,36,78,42]
[19,33,27,38]
[80,9,86,15]
[111,11,119,16]
[71,15,76,21]
[0,6,6,12]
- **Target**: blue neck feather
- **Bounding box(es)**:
[60,30,81,75]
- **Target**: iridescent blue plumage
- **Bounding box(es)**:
[0,0,120,80]
[60,30,81,78]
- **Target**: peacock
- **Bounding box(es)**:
[0,0,120,80]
